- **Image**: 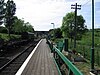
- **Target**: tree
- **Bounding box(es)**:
[12,17,34,34]
[12,17,25,34]
[4,0,16,39]
[23,22,34,32]
[48,29,54,38]
[0,0,5,25]
[48,28,63,40]
[0,26,7,33]
[61,12,87,40]
[54,28,63,38]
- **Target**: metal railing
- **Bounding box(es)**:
[46,39,83,75]
[54,46,83,75]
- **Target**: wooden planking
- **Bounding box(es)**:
[16,40,42,75]
[21,39,59,75]
[21,41,41,75]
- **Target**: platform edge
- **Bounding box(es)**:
[15,39,42,75]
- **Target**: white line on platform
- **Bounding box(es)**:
[90,72,95,75]
[15,39,42,75]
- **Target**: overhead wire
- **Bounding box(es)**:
[64,0,91,13]
[76,0,83,4]
[75,0,91,13]
[75,0,91,6]
[81,0,91,6]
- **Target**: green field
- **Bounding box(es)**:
[68,30,100,72]
[53,29,100,74]
[0,33,21,41]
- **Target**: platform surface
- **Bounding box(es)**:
[18,39,59,75]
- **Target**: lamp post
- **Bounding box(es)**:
[51,23,55,37]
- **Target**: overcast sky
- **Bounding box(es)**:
[8,0,100,31]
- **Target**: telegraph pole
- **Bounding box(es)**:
[91,0,94,71]
[71,3,81,48]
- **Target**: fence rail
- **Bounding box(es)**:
[46,39,83,75]
[54,46,83,75]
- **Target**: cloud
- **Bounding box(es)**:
[14,0,70,31]
[5,0,99,31]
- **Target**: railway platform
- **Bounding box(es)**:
[16,39,59,75]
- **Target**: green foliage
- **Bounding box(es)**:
[0,33,20,41]
[12,17,34,34]
[4,0,16,27]
[48,29,54,39]
[12,17,25,34]
[23,22,34,32]
[0,0,34,41]
[0,26,7,33]
[61,12,74,38]
[69,29,100,66]
[49,28,63,40]
[54,28,63,38]
[61,12,88,40]
[0,0,5,25]
[0,16,34,35]
[4,0,16,38]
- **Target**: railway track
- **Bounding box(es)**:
[0,41,37,75]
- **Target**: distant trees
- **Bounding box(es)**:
[61,12,88,40]
[48,29,54,39]
[48,28,62,39]
[0,0,34,38]
[23,22,34,32]
[12,17,24,34]
[54,28,63,38]
[12,17,34,34]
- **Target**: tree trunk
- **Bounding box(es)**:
[8,26,11,40]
